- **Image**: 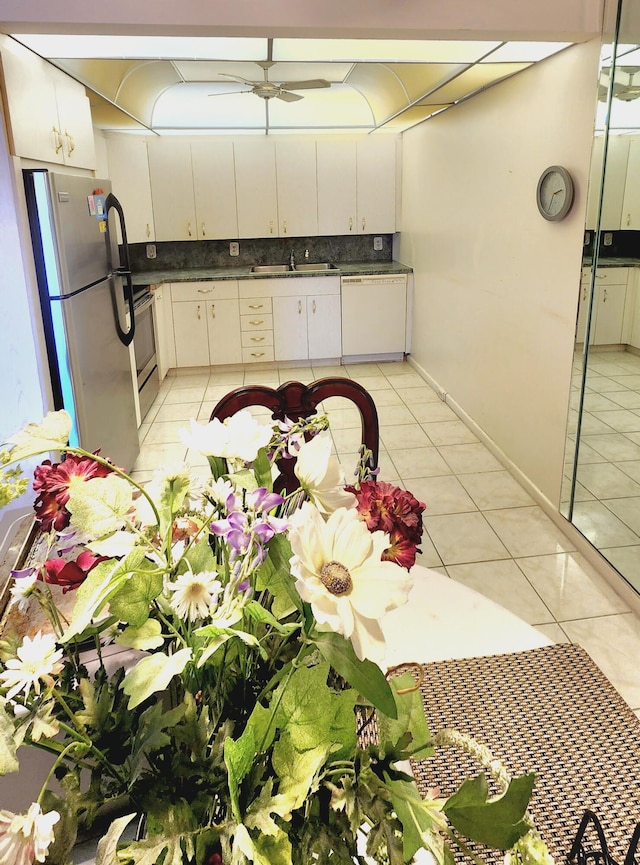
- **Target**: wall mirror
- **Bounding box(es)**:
[563,0,640,594]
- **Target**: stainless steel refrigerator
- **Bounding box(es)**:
[24,170,140,471]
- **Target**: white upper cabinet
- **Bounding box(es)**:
[356,138,397,234]
[191,140,239,240]
[275,140,318,237]
[0,36,95,169]
[234,140,279,239]
[317,141,358,235]
[147,139,197,242]
[105,136,155,244]
[621,136,640,230]
[587,134,630,231]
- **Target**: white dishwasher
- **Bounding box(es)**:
[341,273,408,358]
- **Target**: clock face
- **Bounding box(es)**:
[536,166,574,221]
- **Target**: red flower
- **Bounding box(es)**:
[382,529,420,570]
[33,453,113,532]
[347,480,426,570]
[41,551,107,593]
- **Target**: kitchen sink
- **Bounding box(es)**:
[293,262,338,272]
[250,264,292,273]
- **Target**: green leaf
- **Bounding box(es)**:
[377,672,432,760]
[314,631,397,719]
[271,737,329,818]
[243,600,300,635]
[0,702,18,774]
[255,534,301,615]
[6,410,71,461]
[443,772,535,850]
[66,474,133,536]
[225,728,257,822]
[109,566,164,627]
[122,647,192,709]
[383,772,439,861]
[61,548,147,642]
[253,447,273,491]
[118,835,185,865]
[116,618,164,650]
[183,534,217,575]
[228,467,259,491]
[235,823,292,865]
[95,812,136,865]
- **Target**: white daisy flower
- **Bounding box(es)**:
[207,477,235,507]
[9,571,38,613]
[166,570,222,622]
[0,633,64,702]
[294,433,357,515]
[0,803,60,865]
[180,411,273,463]
[288,503,412,664]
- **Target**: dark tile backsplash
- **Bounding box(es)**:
[583,229,640,260]
[128,235,394,273]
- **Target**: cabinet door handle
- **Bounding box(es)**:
[53,126,63,154]
[146,223,151,238]
[312,299,316,314]
[251,352,265,358]
[348,217,353,232]
[211,304,216,318]
[298,300,302,314]
[627,213,631,226]
[249,319,264,326]
[362,217,366,231]
[251,336,265,342]
[201,222,206,236]
[64,130,75,156]
[248,304,264,310]
[582,288,587,301]
[188,222,193,237]
[603,289,607,303]
[283,219,287,234]
[197,304,201,319]
[269,220,274,235]
[198,288,214,294]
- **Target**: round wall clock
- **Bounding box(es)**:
[536,165,575,221]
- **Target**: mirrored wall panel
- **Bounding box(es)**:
[563,0,640,594]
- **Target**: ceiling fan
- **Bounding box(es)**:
[599,67,640,102]
[210,60,331,102]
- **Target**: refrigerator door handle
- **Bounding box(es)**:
[106,192,135,347]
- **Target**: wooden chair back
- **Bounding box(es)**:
[209,377,379,493]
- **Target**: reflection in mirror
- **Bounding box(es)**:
[564,0,640,594]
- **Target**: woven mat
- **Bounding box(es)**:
[405,644,640,863]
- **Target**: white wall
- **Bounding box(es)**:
[397,40,601,506]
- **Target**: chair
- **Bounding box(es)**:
[209,377,379,493]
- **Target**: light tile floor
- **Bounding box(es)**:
[564,348,640,592]
[134,360,640,714]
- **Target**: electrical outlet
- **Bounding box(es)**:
[584,231,591,246]
[146,244,156,259]
[229,242,239,256]
[603,232,613,246]
[373,236,383,251]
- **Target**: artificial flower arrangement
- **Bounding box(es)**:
[0,408,551,865]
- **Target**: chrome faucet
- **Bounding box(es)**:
[290,250,295,268]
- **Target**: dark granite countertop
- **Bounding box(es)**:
[132,260,412,286]
[582,257,640,267]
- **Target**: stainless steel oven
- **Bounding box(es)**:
[132,286,159,421]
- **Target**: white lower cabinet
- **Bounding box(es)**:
[265,279,341,362]
[576,268,629,345]
[171,282,241,367]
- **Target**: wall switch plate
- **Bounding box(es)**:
[603,232,613,246]
[146,244,156,259]
[373,236,383,251]
[229,242,239,256]
[584,231,591,246]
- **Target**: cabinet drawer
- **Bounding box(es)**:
[171,281,239,302]
[242,346,275,363]
[240,297,273,315]
[241,312,273,331]
[241,330,273,348]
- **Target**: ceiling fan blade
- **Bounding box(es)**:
[207,89,252,97]
[279,79,331,91]
[277,90,304,102]
[218,72,259,85]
